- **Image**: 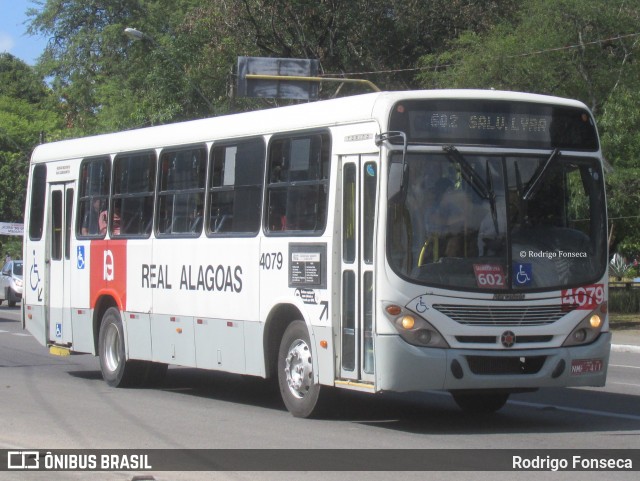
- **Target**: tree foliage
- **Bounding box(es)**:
[416,0,640,254]
[13,0,640,254]
[27,0,519,129]
[599,88,640,256]
[417,0,640,114]
[0,53,62,224]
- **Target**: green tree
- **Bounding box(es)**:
[417,0,640,114]
[599,88,640,256]
[0,53,62,223]
[417,0,640,253]
[0,53,62,257]
[28,0,182,131]
[28,0,520,131]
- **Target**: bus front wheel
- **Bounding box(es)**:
[451,390,510,413]
[278,321,323,418]
[98,307,143,387]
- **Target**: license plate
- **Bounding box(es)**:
[571,359,604,376]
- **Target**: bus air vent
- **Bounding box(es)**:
[433,304,571,326]
[455,335,553,344]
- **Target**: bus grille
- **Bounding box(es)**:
[432,304,570,326]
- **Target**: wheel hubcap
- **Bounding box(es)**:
[284,339,313,399]
[103,323,121,373]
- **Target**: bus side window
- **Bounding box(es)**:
[28,164,47,241]
[77,157,110,238]
[157,146,206,236]
[112,151,156,238]
[265,132,330,235]
[208,138,265,236]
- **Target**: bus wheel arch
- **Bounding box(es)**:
[98,306,144,387]
[93,297,167,387]
[264,304,307,379]
[92,295,118,356]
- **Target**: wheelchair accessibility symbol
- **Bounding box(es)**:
[29,250,44,301]
[415,296,428,313]
[513,263,532,287]
[77,246,85,269]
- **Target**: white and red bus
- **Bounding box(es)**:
[23,90,609,417]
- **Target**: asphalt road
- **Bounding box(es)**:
[1,305,639,481]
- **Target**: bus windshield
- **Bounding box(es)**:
[387,150,607,291]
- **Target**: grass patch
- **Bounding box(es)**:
[609,312,640,330]
[609,288,640,314]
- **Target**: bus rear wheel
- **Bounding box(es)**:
[98,307,144,387]
[278,321,323,418]
[451,390,510,413]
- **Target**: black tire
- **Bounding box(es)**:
[277,320,324,418]
[8,289,17,307]
[451,391,510,413]
[98,307,144,387]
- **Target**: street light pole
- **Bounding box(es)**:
[124,27,215,115]
[123,27,148,42]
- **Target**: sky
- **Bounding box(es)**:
[0,0,48,65]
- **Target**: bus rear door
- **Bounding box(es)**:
[47,182,74,347]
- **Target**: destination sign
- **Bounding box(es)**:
[389,100,599,150]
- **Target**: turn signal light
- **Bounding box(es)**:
[386,305,402,316]
[589,314,602,328]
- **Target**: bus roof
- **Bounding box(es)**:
[31,89,591,163]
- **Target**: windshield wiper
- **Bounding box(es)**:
[514,162,526,224]
[485,160,499,236]
[442,145,491,200]
[522,148,561,201]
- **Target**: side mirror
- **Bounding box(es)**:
[387,161,404,201]
[377,131,408,202]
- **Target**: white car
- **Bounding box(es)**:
[0,260,23,307]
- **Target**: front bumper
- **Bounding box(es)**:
[375,332,611,392]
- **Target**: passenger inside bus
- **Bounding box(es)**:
[111,205,121,236]
[419,179,482,264]
[81,198,103,235]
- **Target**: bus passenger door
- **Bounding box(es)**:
[339,155,377,383]
[47,183,74,346]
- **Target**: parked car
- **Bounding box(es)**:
[0,260,23,307]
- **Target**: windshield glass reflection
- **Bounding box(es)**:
[387,152,606,291]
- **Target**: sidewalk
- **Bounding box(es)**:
[611,328,640,353]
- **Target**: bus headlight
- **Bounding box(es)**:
[385,304,449,348]
[562,306,605,347]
